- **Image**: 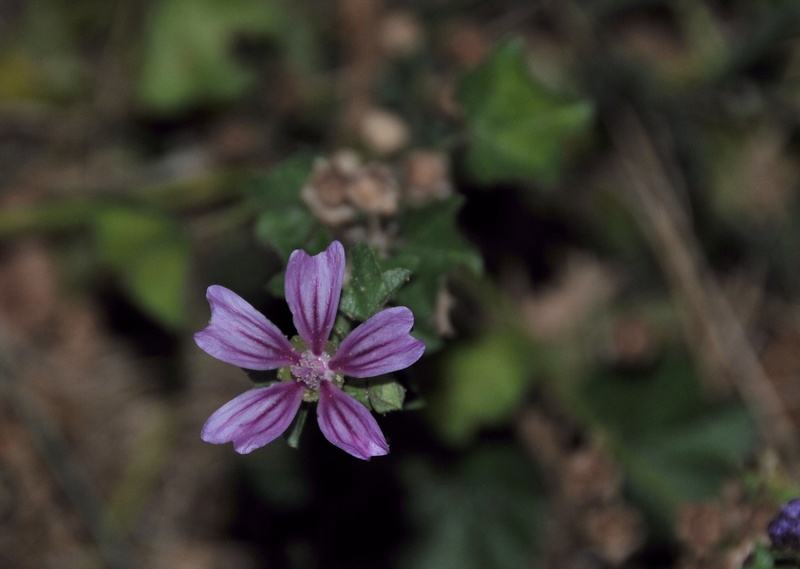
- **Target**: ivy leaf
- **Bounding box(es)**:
[340,244,412,321]
[458,38,594,187]
[92,206,189,330]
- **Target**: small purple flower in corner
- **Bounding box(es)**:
[195,241,425,460]
[769,497,800,551]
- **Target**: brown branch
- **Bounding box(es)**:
[607,110,800,474]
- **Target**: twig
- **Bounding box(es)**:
[607,110,800,474]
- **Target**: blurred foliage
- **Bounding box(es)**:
[138,0,317,112]
[2,0,800,567]
[249,153,326,261]
[92,206,190,330]
[394,195,483,350]
[582,351,756,522]
[457,38,595,187]
[401,446,544,569]
[746,544,776,569]
[429,327,535,444]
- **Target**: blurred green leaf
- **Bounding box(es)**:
[250,155,332,260]
[138,0,317,112]
[430,328,533,444]
[340,244,412,321]
[402,446,544,569]
[458,38,594,187]
[93,207,189,330]
[256,208,317,259]
[249,154,314,211]
[746,544,776,569]
[400,196,482,275]
[395,195,482,350]
[582,351,756,521]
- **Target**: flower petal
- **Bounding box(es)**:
[317,380,389,459]
[201,382,304,454]
[285,241,345,355]
[195,285,299,370]
[329,306,425,378]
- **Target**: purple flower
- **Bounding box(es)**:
[195,241,425,459]
[769,498,800,551]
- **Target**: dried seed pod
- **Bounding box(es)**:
[346,164,400,216]
[302,151,361,226]
[359,108,410,156]
[403,150,453,206]
[379,10,424,57]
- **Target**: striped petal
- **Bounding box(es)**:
[195,285,299,370]
[285,241,344,355]
[317,380,389,460]
[329,306,425,378]
[201,382,304,454]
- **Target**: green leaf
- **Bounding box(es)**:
[395,195,482,350]
[342,384,370,409]
[250,155,332,260]
[138,0,317,112]
[248,154,315,211]
[401,196,482,275]
[457,38,594,187]
[581,351,757,522]
[92,206,190,330]
[429,328,533,444]
[746,544,775,569]
[368,379,406,413]
[402,446,545,569]
[339,244,413,321]
[255,208,317,259]
[344,376,407,414]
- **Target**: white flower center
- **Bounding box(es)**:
[290,350,335,391]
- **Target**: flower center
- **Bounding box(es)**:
[290,350,335,391]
